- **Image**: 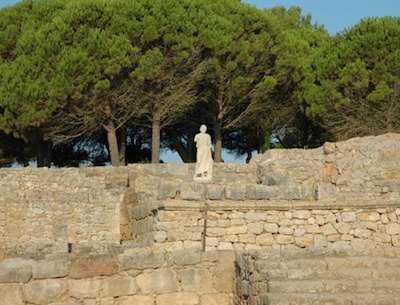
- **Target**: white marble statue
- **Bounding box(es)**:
[194,124,213,180]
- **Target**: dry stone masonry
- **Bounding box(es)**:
[0,133,400,304]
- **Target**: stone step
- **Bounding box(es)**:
[268,279,400,294]
[263,293,400,305]
[256,256,400,272]
[263,267,400,281]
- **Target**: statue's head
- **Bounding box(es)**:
[200,124,207,133]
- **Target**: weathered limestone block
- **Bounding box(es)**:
[295,234,314,248]
[118,249,165,270]
[213,251,235,293]
[246,184,279,200]
[132,204,149,221]
[206,185,225,200]
[0,258,35,283]
[48,303,81,305]
[32,258,69,279]
[69,255,118,279]
[182,268,213,292]
[0,283,24,305]
[170,249,202,266]
[158,181,180,200]
[225,225,247,235]
[101,276,137,297]
[321,223,338,236]
[280,182,306,200]
[23,279,68,305]
[354,228,372,238]
[293,210,311,219]
[275,234,294,245]
[314,234,328,247]
[334,222,352,234]
[247,222,264,234]
[202,293,231,305]
[245,212,267,221]
[225,186,246,200]
[154,230,167,243]
[264,223,279,233]
[207,227,227,237]
[136,269,179,294]
[180,182,205,201]
[120,295,154,305]
[68,278,101,299]
[260,172,290,186]
[167,229,193,241]
[256,233,275,246]
[156,292,199,305]
[386,223,400,235]
[351,238,377,250]
[341,211,357,222]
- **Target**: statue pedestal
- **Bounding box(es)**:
[193,175,213,182]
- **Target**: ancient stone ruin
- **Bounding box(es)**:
[1,133,400,304]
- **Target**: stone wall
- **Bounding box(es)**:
[1,133,400,304]
[0,248,235,305]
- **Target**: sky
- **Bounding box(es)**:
[0,0,399,162]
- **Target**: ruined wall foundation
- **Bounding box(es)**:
[1,133,400,304]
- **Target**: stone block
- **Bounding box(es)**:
[293,210,311,219]
[247,222,264,234]
[158,181,180,200]
[206,185,225,200]
[256,233,274,246]
[136,269,179,294]
[180,182,205,201]
[245,212,267,221]
[120,295,153,305]
[101,276,137,297]
[275,234,294,245]
[386,223,400,235]
[69,255,118,279]
[0,283,24,305]
[341,211,356,222]
[170,249,202,265]
[321,223,338,236]
[202,293,231,305]
[214,251,235,293]
[225,225,247,236]
[182,268,213,292]
[68,278,101,299]
[0,258,35,283]
[246,184,279,200]
[32,259,70,279]
[280,182,306,200]
[207,227,227,237]
[23,279,68,305]
[118,249,164,270]
[225,186,245,200]
[264,223,279,233]
[261,172,290,186]
[133,204,150,221]
[218,242,234,250]
[156,292,199,305]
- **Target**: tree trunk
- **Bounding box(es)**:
[169,128,196,163]
[151,112,161,163]
[213,115,223,162]
[104,122,120,166]
[118,126,126,166]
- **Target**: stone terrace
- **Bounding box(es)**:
[0,133,400,304]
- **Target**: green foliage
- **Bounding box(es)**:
[302,16,400,140]
[1,0,397,166]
